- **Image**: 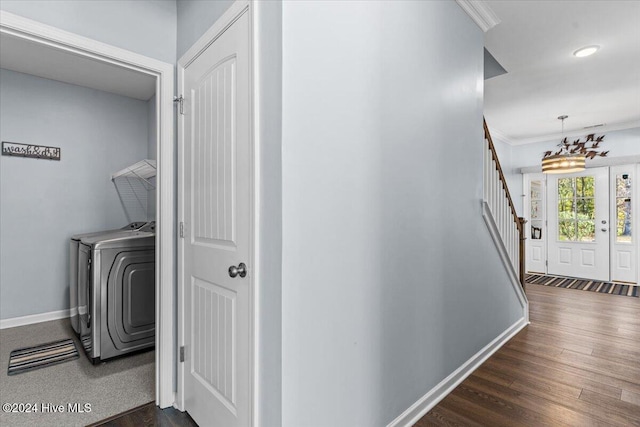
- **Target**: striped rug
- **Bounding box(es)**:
[526,274,639,298]
[8,338,79,376]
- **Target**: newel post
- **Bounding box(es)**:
[518,217,527,288]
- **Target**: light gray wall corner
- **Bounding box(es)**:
[484,48,507,80]
[0,0,177,64]
[0,69,149,319]
[253,2,283,426]
[280,1,523,426]
[176,0,235,61]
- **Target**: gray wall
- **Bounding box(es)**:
[0,69,150,319]
[177,0,234,60]
[254,2,283,427]
[0,0,176,64]
[498,127,640,216]
[280,1,524,425]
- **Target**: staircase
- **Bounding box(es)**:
[482,118,526,288]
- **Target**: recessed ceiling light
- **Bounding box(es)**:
[573,45,599,58]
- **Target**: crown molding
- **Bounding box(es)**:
[455,0,501,32]
[493,119,640,146]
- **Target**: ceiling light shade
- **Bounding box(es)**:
[542,154,586,174]
[541,115,608,174]
[573,45,599,57]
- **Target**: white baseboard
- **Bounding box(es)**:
[387,316,529,427]
[0,308,74,330]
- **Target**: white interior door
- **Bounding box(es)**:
[525,173,547,274]
[547,167,609,281]
[610,165,637,283]
[181,9,251,427]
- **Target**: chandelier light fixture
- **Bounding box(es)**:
[541,115,608,174]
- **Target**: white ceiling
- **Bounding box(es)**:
[484,0,640,145]
[0,32,156,101]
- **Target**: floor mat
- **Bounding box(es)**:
[8,338,79,375]
[526,273,639,298]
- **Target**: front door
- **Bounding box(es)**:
[181,8,251,427]
[547,167,609,280]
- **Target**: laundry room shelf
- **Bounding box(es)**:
[111,159,156,188]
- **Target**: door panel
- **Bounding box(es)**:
[547,167,609,281]
[191,277,236,412]
[182,9,250,427]
[192,56,236,247]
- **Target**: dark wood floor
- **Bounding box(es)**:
[416,283,640,427]
[89,283,639,427]
[88,402,198,427]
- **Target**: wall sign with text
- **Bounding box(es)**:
[2,141,61,161]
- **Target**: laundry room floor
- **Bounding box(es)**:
[0,318,155,427]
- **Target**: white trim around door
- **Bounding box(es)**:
[0,11,176,408]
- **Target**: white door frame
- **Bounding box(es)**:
[176,0,257,421]
[0,11,176,408]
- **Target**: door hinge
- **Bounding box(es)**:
[546,260,548,266]
[173,95,184,115]
[179,346,185,363]
[179,222,184,238]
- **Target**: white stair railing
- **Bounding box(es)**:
[483,119,525,286]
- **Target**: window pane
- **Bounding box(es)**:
[558,200,575,219]
[531,180,542,199]
[617,197,632,242]
[577,220,595,242]
[531,222,543,240]
[558,178,574,199]
[616,174,632,198]
[576,198,595,219]
[575,176,595,197]
[558,220,576,241]
[531,200,541,219]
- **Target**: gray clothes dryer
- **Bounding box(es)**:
[69,222,147,334]
[77,229,155,363]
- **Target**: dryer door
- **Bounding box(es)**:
[106,249,155,351]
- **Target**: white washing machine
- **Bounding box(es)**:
[69,222,147,334]
[78,223,155,363]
